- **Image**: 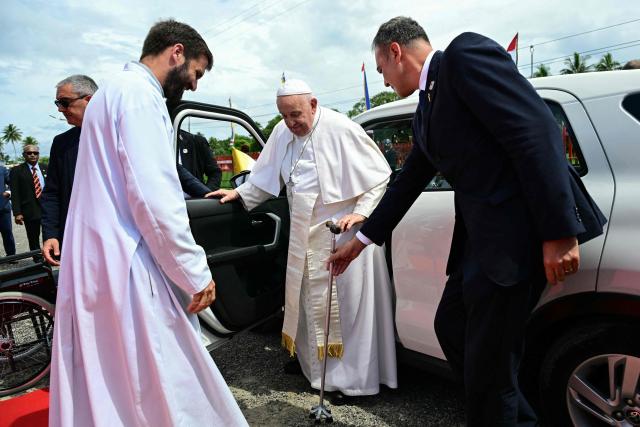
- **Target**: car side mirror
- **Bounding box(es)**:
[230,171,250,189]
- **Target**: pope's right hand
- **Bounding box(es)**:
[42,238,61,266]
[208,189,240,204]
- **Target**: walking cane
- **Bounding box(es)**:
[309,220,342,423]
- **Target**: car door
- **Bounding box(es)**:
[171,101,288,350]
[363,115,454,359]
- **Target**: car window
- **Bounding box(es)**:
[544,101,588,176]
[364,118,451,191]
[622,92,640,123]
[178,116,261,188]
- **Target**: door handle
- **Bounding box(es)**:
[206,213,282,264]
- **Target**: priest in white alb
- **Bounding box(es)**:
[49,20,247,426]
[212,79,397,402]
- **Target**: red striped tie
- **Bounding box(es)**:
[32,167,42,199]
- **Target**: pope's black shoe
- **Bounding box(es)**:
[283,359,302,375]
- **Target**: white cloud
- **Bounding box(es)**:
[1,0,638,155]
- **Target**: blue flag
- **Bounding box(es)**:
[362,63,371,110]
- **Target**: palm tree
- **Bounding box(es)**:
[1,124,22,159]
[561,52,593,74]
[595,53,621,71]
[533,64,550,77]
[22,136,38,148]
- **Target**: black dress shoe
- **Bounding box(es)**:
[328,391,355,406]
[283,359,303,375]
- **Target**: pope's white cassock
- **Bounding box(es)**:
[236,85,398,396]
[49,62,247,427]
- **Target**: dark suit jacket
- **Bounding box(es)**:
[41,126,80,241]
[178,130,222,190]
[10,162,45,221]
[0,165,11,213]
[177,164,211,198]
[361,32,606,286]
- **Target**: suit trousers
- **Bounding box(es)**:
[434,253,545,427]
[24,219,41,251]
[0,210,16,256]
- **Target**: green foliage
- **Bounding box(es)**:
[533,64,550,77]
[595,53,621,71]
[208,134,261,156]
[262,114,282,140]
[1,124,22,159]
[347,91,400,118]
[561,52,593,74]
[22,136,38,147]
[39,155,49,170]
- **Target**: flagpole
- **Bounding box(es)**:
[228,97,235,146]
[530,45,534,78]
[516,34,519,66]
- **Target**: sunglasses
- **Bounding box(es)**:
[24,151,39,155]
[54,96,85,109]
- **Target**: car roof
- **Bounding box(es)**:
[353,69,640,125]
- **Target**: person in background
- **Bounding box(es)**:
[41,74,97,265]
[10,144,45,254]
[0,164,16,258]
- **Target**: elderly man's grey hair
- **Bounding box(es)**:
[372,16,430,50]
[56,75,98,96]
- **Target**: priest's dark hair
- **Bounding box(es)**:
[372,16,430,50]
[140,19,213,71]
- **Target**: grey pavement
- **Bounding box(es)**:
[1,224,466,425]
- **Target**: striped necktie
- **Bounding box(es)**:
[32,166,42,199]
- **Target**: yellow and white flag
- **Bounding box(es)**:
[232,147,256,175]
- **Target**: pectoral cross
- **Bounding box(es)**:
[286,177,295,199]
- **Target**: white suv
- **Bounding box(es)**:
[352,70,640,427]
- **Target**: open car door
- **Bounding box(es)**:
[171,101,288,350]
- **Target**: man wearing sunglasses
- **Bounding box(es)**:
[41,74,97,265]
[10,145,46,256]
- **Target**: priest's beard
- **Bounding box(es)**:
[163,62,190,107]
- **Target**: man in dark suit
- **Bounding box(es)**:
[41,74,98,265]
[178,129,222,190]
[330,17,605,426]
[0,164,16,257]
[11,145,46,253]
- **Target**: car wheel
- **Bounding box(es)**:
[539,323,640,427]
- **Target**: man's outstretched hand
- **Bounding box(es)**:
[328,237,367,275]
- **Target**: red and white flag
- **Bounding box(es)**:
[506,32,518,65]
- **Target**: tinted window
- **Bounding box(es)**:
[364,118,451,191]
[622,93,640,123]
[544,101,588,176]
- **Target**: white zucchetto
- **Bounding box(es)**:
[277,79,312,97]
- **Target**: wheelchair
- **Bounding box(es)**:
[0,250,57,397]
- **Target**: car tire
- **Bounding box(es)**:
[538,322,640,427]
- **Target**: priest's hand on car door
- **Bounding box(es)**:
[188,280,216,313]
[208,189,240,203]
[336,213,366,232]
[328,237,367,276]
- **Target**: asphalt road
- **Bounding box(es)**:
[1,224,466,426]
[211,329,465,427]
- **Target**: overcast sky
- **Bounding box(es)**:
[1,0,638,157]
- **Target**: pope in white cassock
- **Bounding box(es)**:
[49,20,247,426]
[212,79,398,401]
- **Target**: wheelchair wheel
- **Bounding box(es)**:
[0,292,54,397]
